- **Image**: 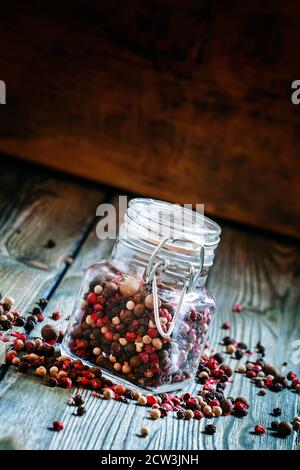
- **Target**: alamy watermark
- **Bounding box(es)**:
[0,80,6,104]
[95,196,205,244]
[291,80,300,105]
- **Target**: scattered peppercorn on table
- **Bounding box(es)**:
[0,156,299,451]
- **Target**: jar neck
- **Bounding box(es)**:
[110,235,209,288]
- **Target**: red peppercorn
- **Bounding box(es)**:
[59,377,72,389]
[235,402,248,412]
[186,397,198,409]
[36,313,45,322]
[222,322,231,330]
[255,425,266,435]
[209,399,220,407]
[194,409,204,420]
[139,352,149,363]
[146,395,157,406]
[233,303,243,313]
[292,379,300,389]
[13,339,24,351]
[115,385,126,395]
[125,332,137,342]
[5,351,17,363]
[91,379,101,390]
[161,402,173,412]
[94,304,103,311]
[287,371,297,380]
[181,392,191,402]
[149,353,159,363]
[52,311,62,321]
[25,341,35,351]
[171,397,181,407]
[53,420,64,431]
[87,293,97,304]
[246,370,257,378]
[147,328,158,338]
[104,332,113,341]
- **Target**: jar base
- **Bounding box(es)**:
[61,344,193,395]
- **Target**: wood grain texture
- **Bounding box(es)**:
[0,156,104,347]
[0,1,299,238]
[1,186,299,449]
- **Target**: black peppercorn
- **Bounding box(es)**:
[213,353,224,364]
[48,377,58,388]
[15,316,26,326]
[223,336,235,346]
[235,349,244,360]
[177,410,185,419]
[205,424,216,435]
[32,307,42,316]
[77,406,86,416]
[38,298,48,310]
[271,421,279,431]
[74,395,85,406]
[24,319,35,334]
[273,407,281,417]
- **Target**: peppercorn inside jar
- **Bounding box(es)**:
[63,199,221,392]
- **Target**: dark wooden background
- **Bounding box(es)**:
[0,0,299,238]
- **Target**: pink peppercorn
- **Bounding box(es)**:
[194,409,204,420]
[59,377,72,389]
[13,339,24,351]
[186,398,198,409]
[292,379,300,389]
[255,425,266,435]
[181,392,191,402]
[235,402,248,412]
[125,332,137,342]
[146,395,157,406]
[104,332,113,341]
[114,385,126,395]
[246,370,257,378]
[53,421,64,432]
[287,371,297,380]
[87,293,97,304]
[161,403,173,412]
[222,322,231,330]
[265,378,274,388]
[147,328,158,338]
[233,303,243,313]
[149,353,159,363]
[139,352,149,363]
[5,351,17,363]
[151,363,161,373]
[172,397,181,407]
[209,399,220,407]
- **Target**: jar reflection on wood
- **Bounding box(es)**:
[63,199,221,392]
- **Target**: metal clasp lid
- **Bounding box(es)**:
[145,237,204,339]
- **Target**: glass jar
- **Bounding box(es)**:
[63,198,221,392]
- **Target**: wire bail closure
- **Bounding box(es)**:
[145,237,204,339]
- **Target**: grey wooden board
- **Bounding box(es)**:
[0,159,299,449]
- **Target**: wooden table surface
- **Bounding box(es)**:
[0,156,299,451]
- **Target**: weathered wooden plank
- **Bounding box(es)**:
[0,226,114,449]
[1,213,298,449]
[0,157,103,312]
[0,1,299,238]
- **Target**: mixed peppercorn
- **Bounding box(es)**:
[64,272,214,390]
[1,294,300,440]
